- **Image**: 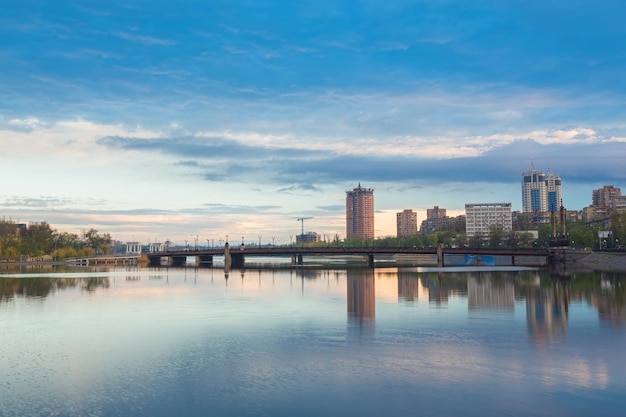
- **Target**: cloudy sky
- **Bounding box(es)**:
[2,0,625,245]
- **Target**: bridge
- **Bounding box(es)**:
[65,254,140,266]
[143,244,555,268]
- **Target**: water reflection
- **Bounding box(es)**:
[467,273,515,310]
[0,276,110,301]
[2,266,626,417]
[522,279,569,346]
[347,269,375,320]
[1,267,626,328]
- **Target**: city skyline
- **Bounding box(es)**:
[2,1,626,243]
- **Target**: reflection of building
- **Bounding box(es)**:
[467,273,515,310]
[525,282,569,348]
[589,278,626,326]
[346,183,374,239]
[398,271,419,302]
[420,272,450,304]
[347,269,375,319]
[591,292,626,326]
[396,209,418,237]
[465,202,512,237]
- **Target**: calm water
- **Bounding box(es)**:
[1,266,625,417]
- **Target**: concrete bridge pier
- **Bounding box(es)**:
[231,253,245,269]
[148,256,162,267]
[437,244,444,267]
[196,255,213,267]
[171,256,186,267]
[367,254,375,268]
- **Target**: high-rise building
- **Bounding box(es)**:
[346,183,374,239]
[420,205,466,234]
[465,202,512,237]
[545,172,562,212]
[396,209,417,237]
[427,205,446,219]
[521,164,562,222]
[592,185,622,210]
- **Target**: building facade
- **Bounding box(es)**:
[296,232,320,245]
[521,164,562,223]
[396,209,418,237]
[346,183,374,240]
[420,205,466,234]
[465,202,512,237]
[592,185,622,211]
[427,205,447,220]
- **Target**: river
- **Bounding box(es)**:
[1,265,624,417]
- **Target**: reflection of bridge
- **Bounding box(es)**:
[144,246,554,268]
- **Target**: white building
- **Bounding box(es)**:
[465,202,512,237]
[521,164,562,214]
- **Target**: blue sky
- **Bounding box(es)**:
[1,0,626,244]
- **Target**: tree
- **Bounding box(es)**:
[21,222,55,256]
[518,232,535,248]
[455,233,467,248]
[488,225,505,248]
[610,211,626,247]
[469,232,484,249]
[83,229,112,254]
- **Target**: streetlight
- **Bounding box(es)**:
[192,235,198,251]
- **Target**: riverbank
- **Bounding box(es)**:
[567,250,626,272]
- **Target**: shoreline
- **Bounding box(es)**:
[566,250,626,272]
[2,251,626,273]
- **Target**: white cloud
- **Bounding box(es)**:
[0,120,163,158]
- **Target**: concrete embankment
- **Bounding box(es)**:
[566,250,626,272]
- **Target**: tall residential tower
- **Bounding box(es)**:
[521,164,562,222]
[396,209,418,237]
[346,183,374,240]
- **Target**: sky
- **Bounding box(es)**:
[2,0,626,245]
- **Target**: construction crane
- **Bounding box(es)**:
[297,217,313,238]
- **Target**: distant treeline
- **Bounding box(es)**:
[0,220,111,260]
